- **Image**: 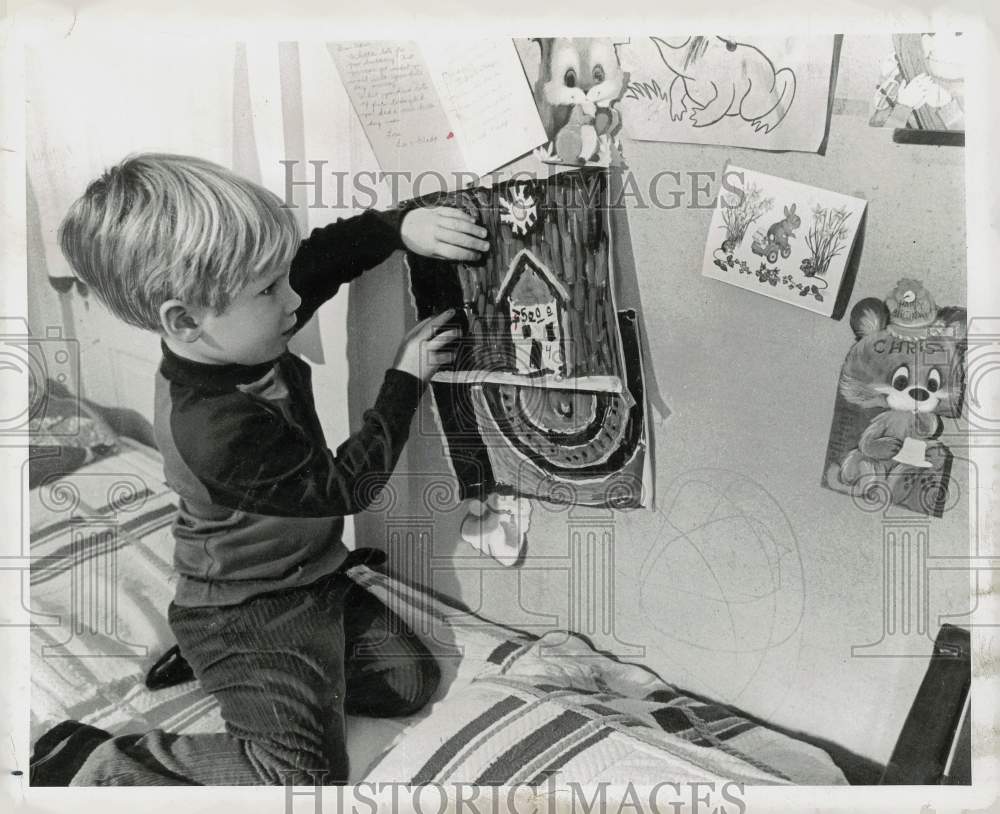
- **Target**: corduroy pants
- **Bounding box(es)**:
[71,570,439,786]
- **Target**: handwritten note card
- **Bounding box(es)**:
[332,40,545,184]
[423,40,547,180]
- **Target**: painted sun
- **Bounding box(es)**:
[499,187,538,236]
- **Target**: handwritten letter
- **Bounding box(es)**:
[424,39,547,177]
[331,41,463,178]
[333,39,545,184]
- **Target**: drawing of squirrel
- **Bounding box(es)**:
[533,37,625,163]
[765,204,800,251]
[649,36,796,133]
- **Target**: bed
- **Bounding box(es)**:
[28,425,962,786]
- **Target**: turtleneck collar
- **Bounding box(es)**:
[159,340,281,392]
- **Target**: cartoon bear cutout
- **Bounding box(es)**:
[822,279,966,516]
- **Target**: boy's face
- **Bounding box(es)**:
[195,265,302,366]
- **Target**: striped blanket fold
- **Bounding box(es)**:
[29,439,846,786]
[367,630,847,786]
[28,440,540,781]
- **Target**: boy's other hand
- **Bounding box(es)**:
[401,207,489,262]
[392,309,461,383]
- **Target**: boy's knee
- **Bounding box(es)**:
[348,652,440,718]
[66,737,128,786]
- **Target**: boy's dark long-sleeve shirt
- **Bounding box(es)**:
[153,209,425,606]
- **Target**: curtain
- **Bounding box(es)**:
[25,38,390,543]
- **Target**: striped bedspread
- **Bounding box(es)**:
[27,439,516,781]
[29,439,846,785]
[365,629,847,786]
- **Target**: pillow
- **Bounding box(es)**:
[366,631,847,787]
[29,379,119,489]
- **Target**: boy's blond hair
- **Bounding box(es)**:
[58,153,301,332]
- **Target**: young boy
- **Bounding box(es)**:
[31,153,489,786]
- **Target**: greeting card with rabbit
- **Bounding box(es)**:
[702,165,868,317]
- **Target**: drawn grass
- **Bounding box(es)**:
[803,205,852,276]
[719,182,773,248]
[624,79,668,102]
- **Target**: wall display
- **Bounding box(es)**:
[822,280,966,517]
[407,169,650,509]
[869,33,965,145]
[701,164,867,317]
[615,36,837,153]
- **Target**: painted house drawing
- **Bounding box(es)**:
[497,249,570,376]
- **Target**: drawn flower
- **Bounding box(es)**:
[500,187,538,236]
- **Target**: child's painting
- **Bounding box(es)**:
[869,33,965,146]
[513,38,629,169]
[822,280,966,517]
[406,169,650,509]
[615,36,837,153]
[701,165,867,317]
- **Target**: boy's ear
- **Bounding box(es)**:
[159,299,204,343]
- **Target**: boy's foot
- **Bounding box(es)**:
[341,547,387,570]
[30,720,112,786]
[145,644,195,690]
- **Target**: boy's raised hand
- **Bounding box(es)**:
[401,206,490,261]
[392,309,461,383]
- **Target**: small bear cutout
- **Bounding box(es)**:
[823,279,966,516]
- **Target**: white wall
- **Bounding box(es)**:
[359,35,971,767]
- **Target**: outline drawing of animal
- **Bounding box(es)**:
[649,36,796,133]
